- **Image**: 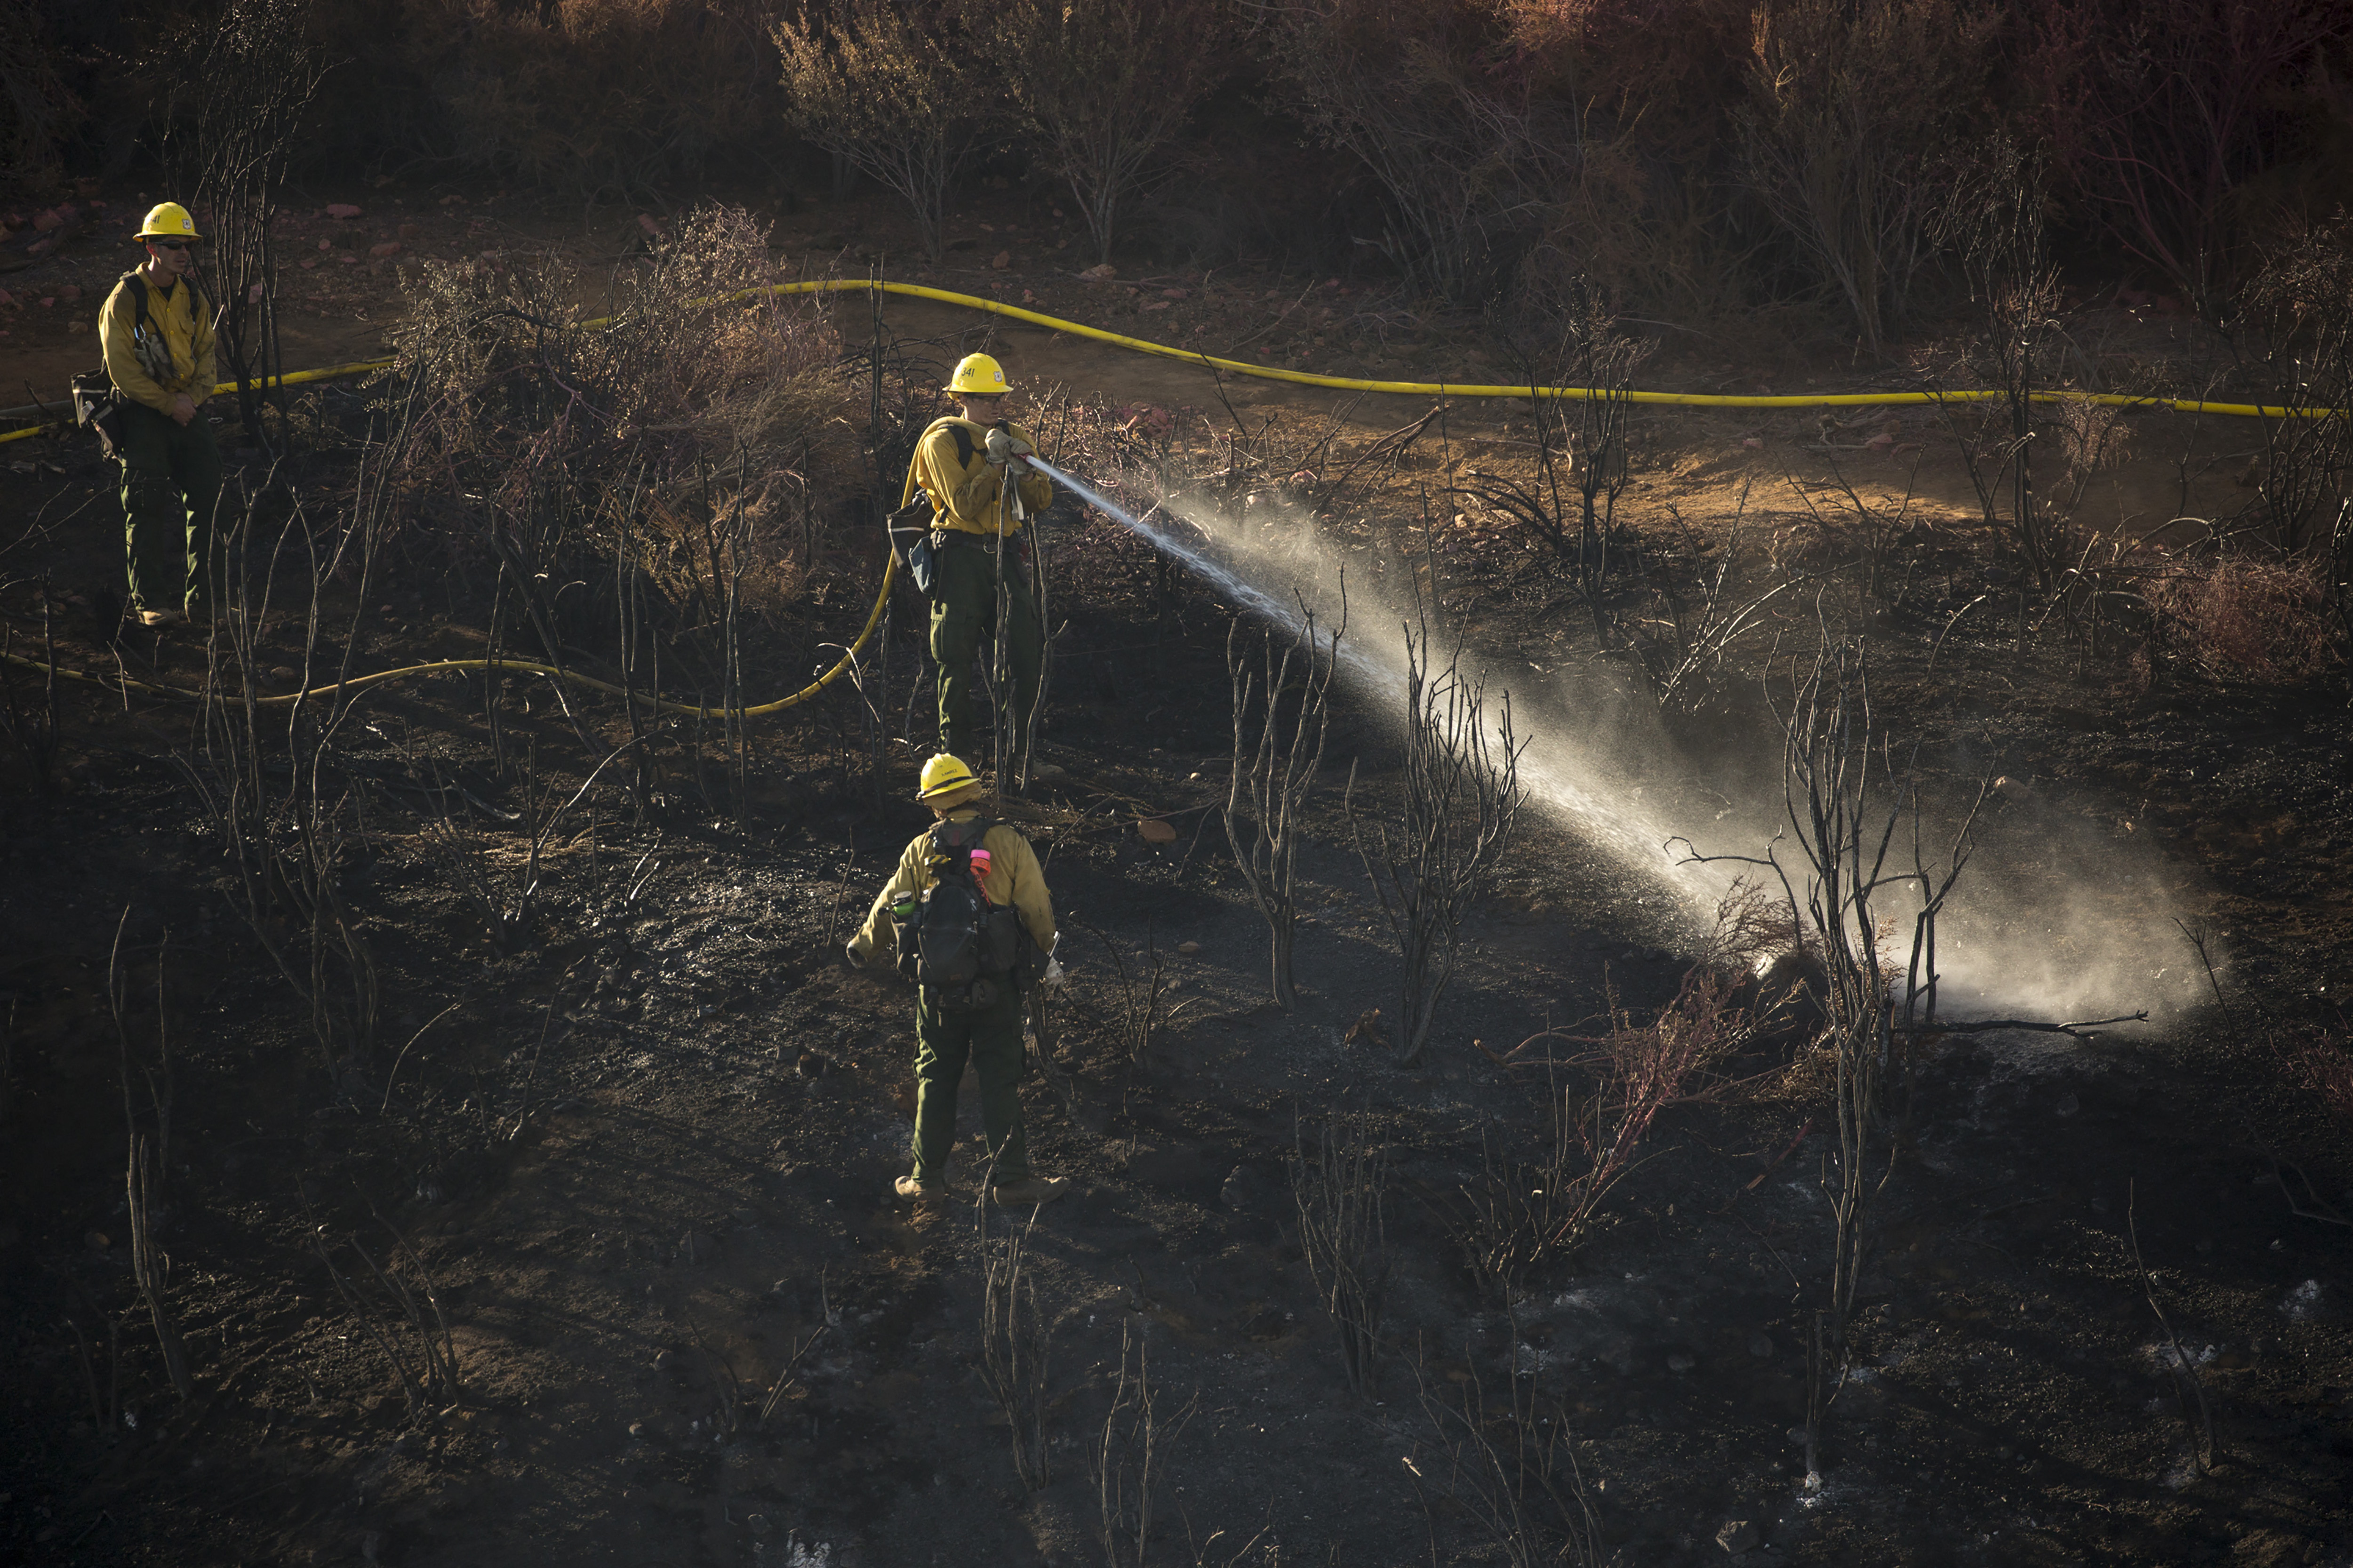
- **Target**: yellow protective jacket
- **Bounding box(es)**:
[904,416,1054,537]
[849,809,1057,967]
[99,270,216,414]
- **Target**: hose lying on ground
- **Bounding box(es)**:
[0,553,894,717]
[0,279,2330,448]
[0,276,2323,718]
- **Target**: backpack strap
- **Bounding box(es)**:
[921,416,979,472]
[112,270,152,332]
[927,815,997,877]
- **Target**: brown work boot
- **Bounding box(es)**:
[990,1175,1071,1207]
[135,606,183,628]
[894,1175,944,1203]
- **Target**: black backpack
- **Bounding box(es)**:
[894,816,1023,1008]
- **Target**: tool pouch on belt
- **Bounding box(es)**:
[71,371,125,458]
[886,495,938,596]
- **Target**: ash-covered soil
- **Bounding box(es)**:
[4,344,2351,1568]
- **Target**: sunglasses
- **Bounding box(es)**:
[150,240,191,251]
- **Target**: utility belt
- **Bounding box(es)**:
[70,373,128,458]
[929,526,1026,553]
[888,506,1028,598]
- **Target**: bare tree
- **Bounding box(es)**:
[2239,216,2353,560]
[988,0,1229,264]
[308,1218,463,1423]
[1411,1360,1601,1568]
[1346,628,1526,1065]
[0,4,78,197]
[1475,282,1652,631]
[1936,134,2072,591]
[1292,1101,1388,1399]
[0,577,62,799]
[2028,0,2348,320]
[179,475,385,1093]
[1082,921,1171,1071]
[1636,494,1809,712]
[1223,603,1342,1009]
[110,917,192,1400]
[775,0,993,263]
[1269,3,1570,302]
[1683,636,1983,1482]
[1739,0,1995,354]
[1093,1320,1195,1568]
[165,0,326,446]
[978,1203,1053,1489]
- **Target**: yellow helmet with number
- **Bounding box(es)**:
[137,202,201,242]
[918,752,981,801]
[944,352,1011,396]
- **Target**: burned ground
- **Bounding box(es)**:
[3,187,2352,1568]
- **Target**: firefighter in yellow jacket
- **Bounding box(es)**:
[902,353,1055,775]
[98,202,222,626]
[846,753,1071,1208]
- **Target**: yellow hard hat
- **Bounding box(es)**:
[136,202,201,242]
[917,753,981,801]
[944,352,1011,397]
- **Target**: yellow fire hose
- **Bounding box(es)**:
[0,277,2332,718]
[6,278,2334,448]
[0,552,896,716]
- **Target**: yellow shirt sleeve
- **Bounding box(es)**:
[99,281,174,414]
[849,832,936,961]
[981,824,1056,952]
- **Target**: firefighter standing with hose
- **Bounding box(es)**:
[98,202,224,627]
[902,352,1055,783]
[845,753,1070,1208]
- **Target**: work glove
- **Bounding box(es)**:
[1040,957,1068,993]
[984,426,1034,467]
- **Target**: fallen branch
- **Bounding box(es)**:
[2257,1148,2352,1229]
[757,1322,830,1428]
[1744,1116,1817,1192]
[2128,1178,2217,1475]
[1892,1012,2147,1038]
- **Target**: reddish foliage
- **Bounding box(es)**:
[2148,554,2341,685]
[2271,1019,2353,1132]
[1543,925,1762,1245]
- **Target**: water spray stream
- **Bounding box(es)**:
[1034,455,1718,892]
[1028,455,2201,1028]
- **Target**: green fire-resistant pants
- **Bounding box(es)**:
[117,400,223,616]
[928,535,1041,764]
[911,980,1029,1187]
